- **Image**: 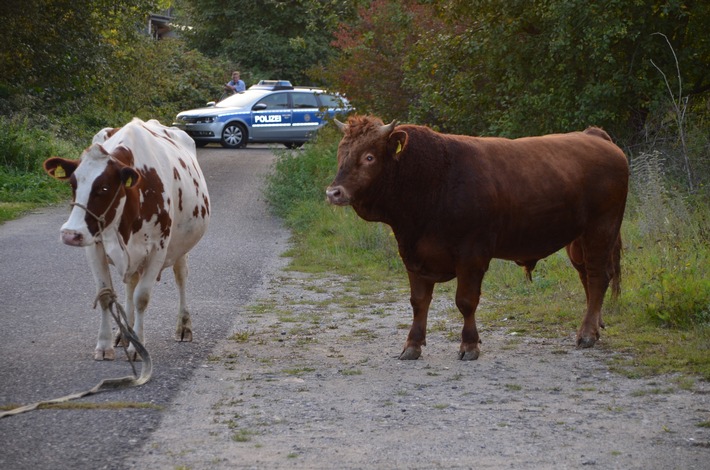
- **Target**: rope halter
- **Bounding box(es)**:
[70,184,124,241]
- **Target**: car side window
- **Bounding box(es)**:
[318,93,346,109]
[257,93,290,110]
[292,92,319,109]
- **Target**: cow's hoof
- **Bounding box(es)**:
[576,335,597,349]
[458,349,480,361]
[176,328,193,342]
[94,348,115,361]
[114,333,129,348]
[126,350,142,362]
[399,347,421,360]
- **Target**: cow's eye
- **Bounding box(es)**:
[100,185,110,193]
[365,155,374,162]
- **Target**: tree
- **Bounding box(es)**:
[0,0,157,108]
[174,0,358,85]
[324,0,710,146]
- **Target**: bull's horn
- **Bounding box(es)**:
[381,120,398,134]
[334,118,347,132]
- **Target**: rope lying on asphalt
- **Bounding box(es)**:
[0,288,152,419]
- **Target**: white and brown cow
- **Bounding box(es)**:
[44,118,210,360]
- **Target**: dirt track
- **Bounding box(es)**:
[128,269,710,469]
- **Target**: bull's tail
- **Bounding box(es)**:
[610,233,622,299]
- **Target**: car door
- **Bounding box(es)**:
[290,91,321,140]
[250,92,292,141]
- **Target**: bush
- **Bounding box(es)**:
[0,117,74,217]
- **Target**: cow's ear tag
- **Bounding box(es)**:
[55,165,66,178]
[396,141,403,154]
[125,176,133,188]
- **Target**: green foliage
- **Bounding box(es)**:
[0,0,156,106]
[1,1,228,145]
[624,151,710,328]
[0,117,75,221]
[323,0,710,180]
[175,0,357,85]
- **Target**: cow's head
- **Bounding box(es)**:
[326,115,408,207]
[44,144,140,246]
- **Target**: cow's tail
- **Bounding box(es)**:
[610,233,622,299]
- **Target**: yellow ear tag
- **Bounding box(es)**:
[125,176,133,188]
[396,141,403,154]
[55,165,66,178]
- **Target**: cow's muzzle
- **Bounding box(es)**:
[326,186,350,206]
[61,229,86,247]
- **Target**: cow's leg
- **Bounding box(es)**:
[85,245,116,361]
[455,266,486,361]
[125,266,160,361]
[114,272,139,349]
[173,254,193,342]
[400,272,434,360]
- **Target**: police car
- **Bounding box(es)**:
[173,80,350,149]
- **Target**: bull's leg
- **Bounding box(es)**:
[570,235,614,348]
[566,240,589,302]
[400,272,434,360]
[85,244,116,361]
[455,266,486,360]
[173,254,193,342]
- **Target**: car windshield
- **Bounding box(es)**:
[216,91,263,108]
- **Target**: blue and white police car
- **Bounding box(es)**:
[173,80,350,149]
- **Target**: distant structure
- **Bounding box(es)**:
[148,8,177,40]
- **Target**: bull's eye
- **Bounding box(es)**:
[365,155,374,162]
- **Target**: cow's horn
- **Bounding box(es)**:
[333,118,347,132]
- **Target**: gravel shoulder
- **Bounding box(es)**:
[128,268,710,469]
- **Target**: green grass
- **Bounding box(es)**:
[265,127,710,381]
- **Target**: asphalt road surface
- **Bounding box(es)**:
[0,145,289,470]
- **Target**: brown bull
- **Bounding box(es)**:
[326,116,628,360]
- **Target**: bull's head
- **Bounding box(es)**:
[326,116,408,208]
[44,144,140,246]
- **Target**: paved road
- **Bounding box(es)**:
[0,145,289,469]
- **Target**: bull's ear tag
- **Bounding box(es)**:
[396,141,403,154]
[55,165,66,178]
[125,176,133,188]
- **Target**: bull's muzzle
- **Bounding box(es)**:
[326,186,349,206]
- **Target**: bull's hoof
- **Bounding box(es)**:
[458,349,480,361]
[399,346,422,360]
[576,335,598,349]
[94,348,115,361]
[176,327,193,342]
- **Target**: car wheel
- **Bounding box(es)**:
[284,142,304,149]
[221,122,247,149]
[194,140,208,148]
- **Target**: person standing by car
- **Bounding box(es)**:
[224,71,246,94]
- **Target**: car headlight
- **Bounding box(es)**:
[196,117,215,124]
